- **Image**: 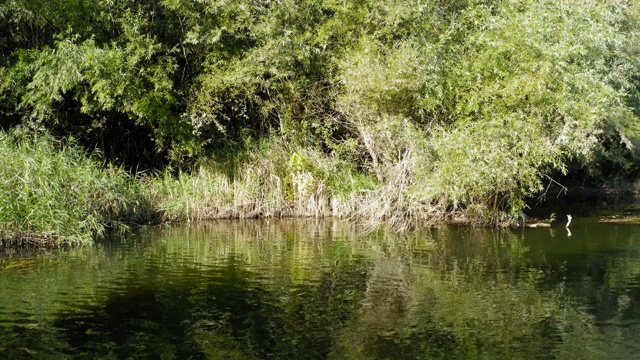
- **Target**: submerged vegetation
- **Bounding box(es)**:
[3,0,640,243]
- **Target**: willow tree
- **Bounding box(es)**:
[335,0,640,222]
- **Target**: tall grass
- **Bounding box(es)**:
[0,132,384,247]
[148,138,373,223]
[0,132,152,246]
[0,129,532,248]
[148,136,464,231]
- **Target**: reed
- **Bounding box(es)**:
[0,132,377,246]
[0,131,152,246]
[148,138,374,223]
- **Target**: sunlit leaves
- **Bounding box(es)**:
[331,0,640,216]
[2,0,640,218]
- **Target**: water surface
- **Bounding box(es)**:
[1,218,639,359]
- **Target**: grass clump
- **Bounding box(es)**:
[148,138,375,223]
[0,131,152,246]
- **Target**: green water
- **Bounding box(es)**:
[1,218,639,359]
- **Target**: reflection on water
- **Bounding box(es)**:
[1,219,640,359]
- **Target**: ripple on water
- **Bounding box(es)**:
[4,220,640,359]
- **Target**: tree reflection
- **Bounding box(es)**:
[2,219,640,358]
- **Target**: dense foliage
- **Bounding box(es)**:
[2,0,640,230]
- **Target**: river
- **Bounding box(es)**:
[1,217,639,359]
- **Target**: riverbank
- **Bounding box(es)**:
[0,132,372,246]
[2,131,639,247]
[0,131,463,247]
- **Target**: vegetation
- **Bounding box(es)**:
[0,132,152,246]
[3,0,640,242]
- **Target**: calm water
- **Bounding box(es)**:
[1,218,640,359]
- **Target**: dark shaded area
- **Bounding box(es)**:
[45,108,169,170]
[1,256,371,359]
